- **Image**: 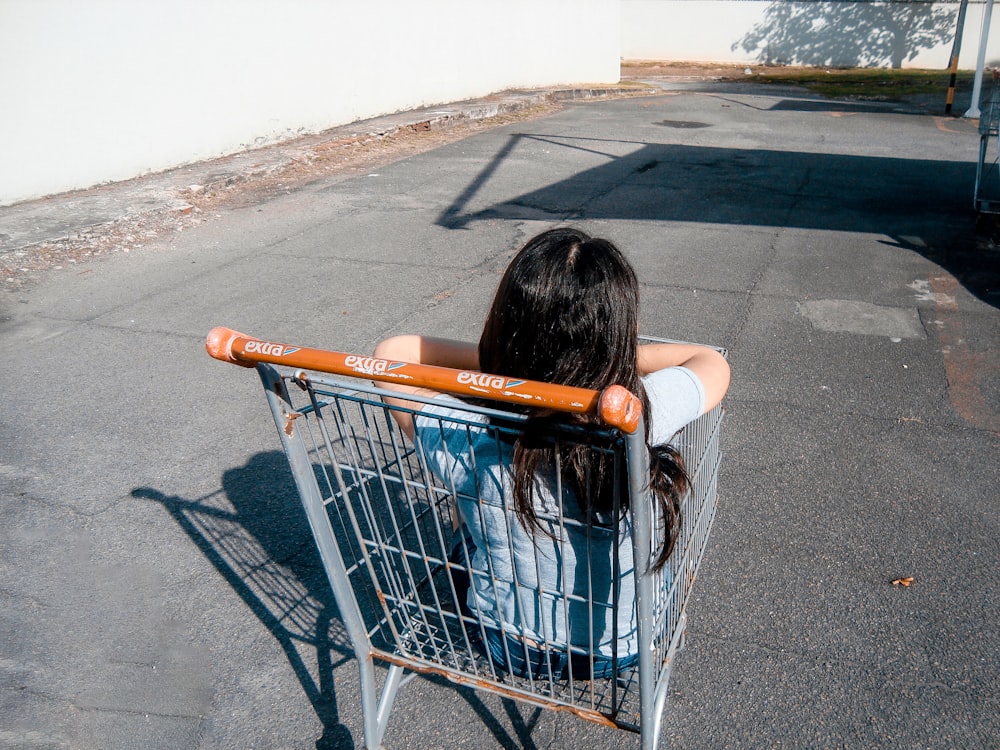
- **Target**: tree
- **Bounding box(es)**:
[733,0,957,69]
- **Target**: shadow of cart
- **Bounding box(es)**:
[133,452,356,749]
[134,451,548,750]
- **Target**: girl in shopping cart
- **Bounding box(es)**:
[373,227,730,679]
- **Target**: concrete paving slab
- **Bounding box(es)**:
[682,399,999,747]
[281,209,513,269]
[760,228,942,306]
[607,221,777,293]
[733,294,960,423]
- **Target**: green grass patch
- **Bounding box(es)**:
[741,67,980,100]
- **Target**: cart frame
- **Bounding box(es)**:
[975,74,1000,214]
[206,327,724,749]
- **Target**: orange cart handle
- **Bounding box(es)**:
[206,326,642,433]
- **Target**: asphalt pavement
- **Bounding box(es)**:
[1,79,998,749]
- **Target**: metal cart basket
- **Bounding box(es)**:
[206,327,724,750]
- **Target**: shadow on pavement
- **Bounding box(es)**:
[134,452,546,749]
[133,452,355,750]
[767,98,924,113]
[438,133,999,310]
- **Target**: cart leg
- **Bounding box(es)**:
[359,659,407,750]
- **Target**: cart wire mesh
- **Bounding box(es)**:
[257,357,723,741]
[975,73,1000,213]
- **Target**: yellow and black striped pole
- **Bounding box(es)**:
[946,0,970,115]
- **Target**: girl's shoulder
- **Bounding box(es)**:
[642,366,706,445]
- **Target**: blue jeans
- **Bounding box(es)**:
[482,627,638,680]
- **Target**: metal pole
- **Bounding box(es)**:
[945,0,970,114]
[964,0,995,119]
[623,420,659,750]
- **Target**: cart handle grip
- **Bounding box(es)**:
[206,326,641,433]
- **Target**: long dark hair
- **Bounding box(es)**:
[479,228,688,568]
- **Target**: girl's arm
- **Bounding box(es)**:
[637,342,731,413]
[371,335,479,439]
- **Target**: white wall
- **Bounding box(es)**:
[0,0,620,206]
[623,0,998,69]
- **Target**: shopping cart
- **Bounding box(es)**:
[975,71,1000,213]
[206,326,724,750]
